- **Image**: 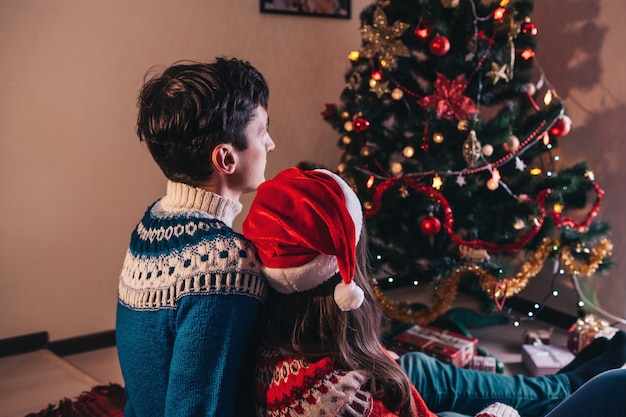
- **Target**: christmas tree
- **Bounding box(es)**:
[321,0,613,324]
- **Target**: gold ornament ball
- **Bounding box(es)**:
[344,121,354,132]
[369,78,378,88]
[457,120,469,131]
[337,163,346,173]
[482,144,494,157]
[487,178,499,190]
[391,88,404,100]
[504,135,520,152]
[361,146,371,156]
[342,135,352,145]
[364,201,373,210]
[510,135,520,150]
[433,132,444,143]
[390,162,403,175]
[341,111,350,119]
[441,0,460,7]
[403,146,415,158]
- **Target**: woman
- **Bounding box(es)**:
[243,167,626,417]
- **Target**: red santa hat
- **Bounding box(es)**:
[243,167,364,311]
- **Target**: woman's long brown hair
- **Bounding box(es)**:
[260,230,414,417]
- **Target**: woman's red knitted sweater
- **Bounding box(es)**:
[254,349,437,417]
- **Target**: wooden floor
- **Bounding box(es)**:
[0,347,123,417]
[0,315,573,417]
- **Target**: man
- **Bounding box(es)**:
[116,57,275,416]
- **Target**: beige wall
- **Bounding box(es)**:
[0,0,624,342]
[518,1,626,323]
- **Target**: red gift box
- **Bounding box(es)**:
[567,314,619,354]
[391,324,477,367]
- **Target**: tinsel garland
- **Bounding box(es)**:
[373,237,613,324]
[560,238,612,276]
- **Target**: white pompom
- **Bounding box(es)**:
[334,281,364,311]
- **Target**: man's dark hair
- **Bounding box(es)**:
[136,57,269,185]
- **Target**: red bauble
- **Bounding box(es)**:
[521,21,538,36]
[414,26,430,39]
[352,116,371,133]
[430,35,450,56]
[549,115,572,137]
[420,216,441,235]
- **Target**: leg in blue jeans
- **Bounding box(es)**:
[398,352,571,417]
[543,368,626,417]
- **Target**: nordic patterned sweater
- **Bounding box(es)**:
[255,349,436,417]
[116,181,266,417]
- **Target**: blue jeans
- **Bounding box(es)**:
[543,368,626,417]
[398,352,570,417]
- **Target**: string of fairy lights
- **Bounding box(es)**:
[329,0,617,325]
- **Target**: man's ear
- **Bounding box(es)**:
[212,144,237,175]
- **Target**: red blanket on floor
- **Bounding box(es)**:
[26,383,126,417]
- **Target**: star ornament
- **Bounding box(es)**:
[486,62,510,85]
[360,7,411,68]
[419,73,478,121]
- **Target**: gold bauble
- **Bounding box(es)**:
[504,135,520,152]
[391,88,404,100]
[403,146,415,158]
[441,0,460,7]
[433,132,444,143]
[486,178,499,190]
[390,162,403,175]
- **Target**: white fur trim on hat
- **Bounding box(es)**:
[262,254,339,294]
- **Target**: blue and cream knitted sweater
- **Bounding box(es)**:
[116,181,266,417]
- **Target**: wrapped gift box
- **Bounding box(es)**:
[567,314,619,354]
[523,328,553,345]
[469,355,497,373]
[391,324,477,368]
[521,344,575,376]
